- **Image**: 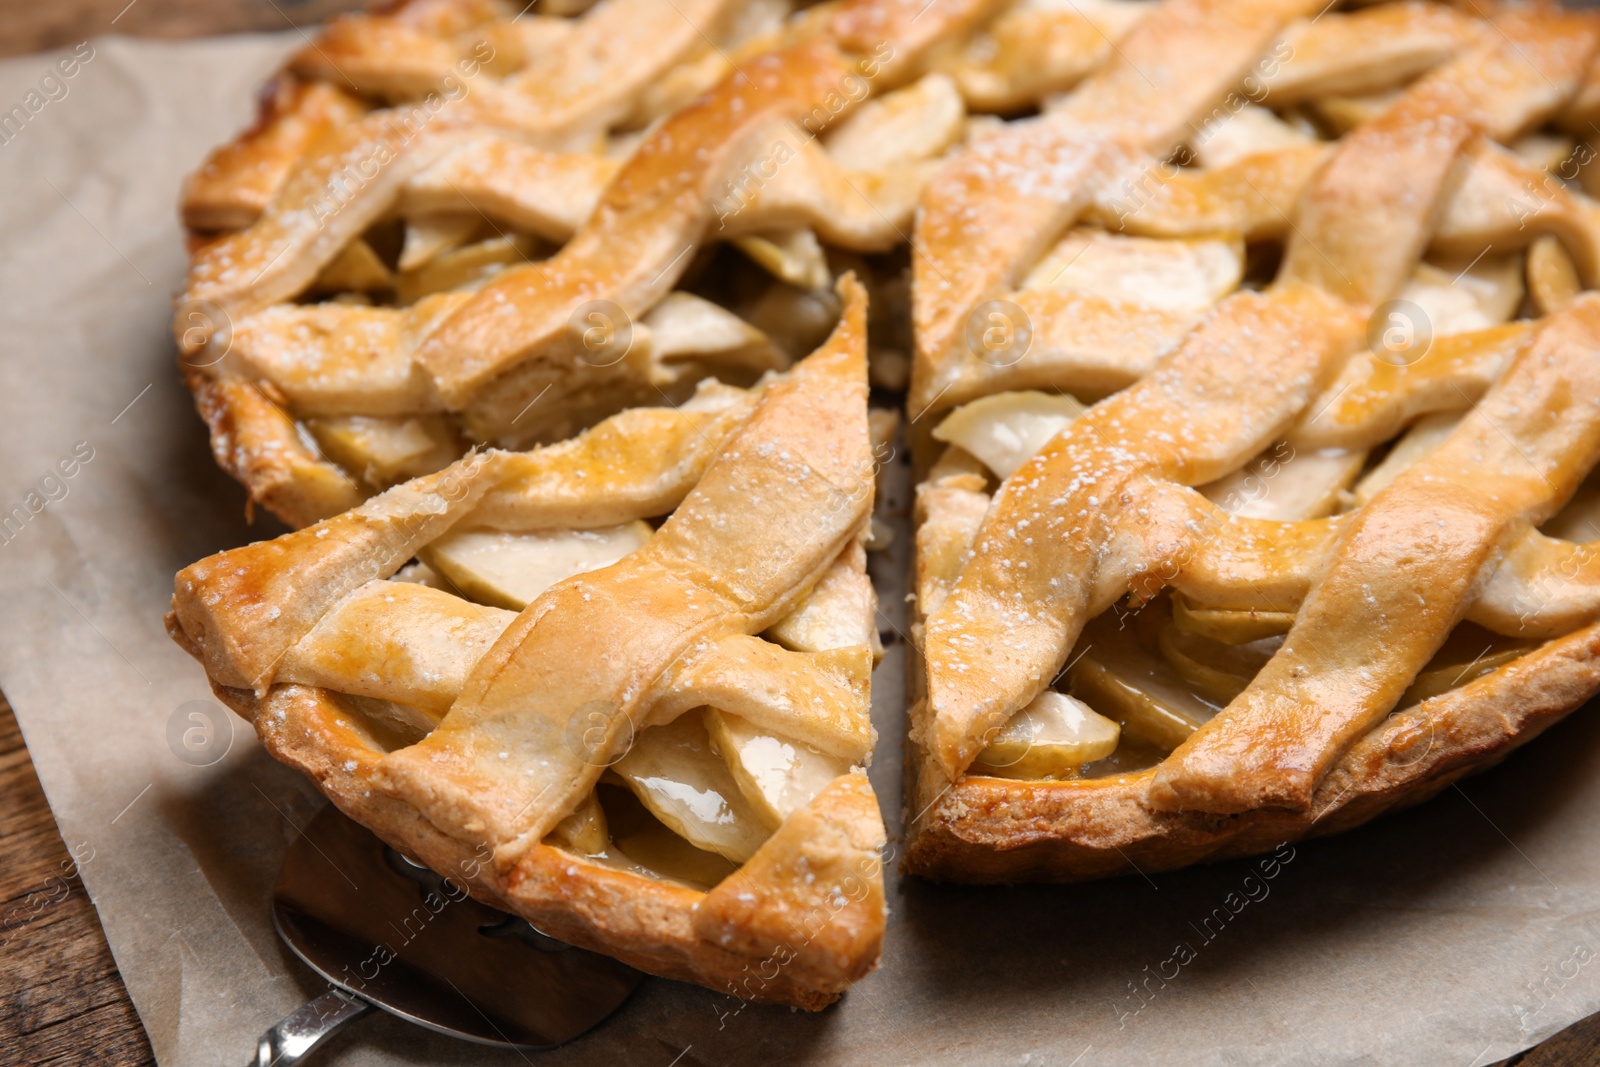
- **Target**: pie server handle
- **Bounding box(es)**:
[246,988,374,1067]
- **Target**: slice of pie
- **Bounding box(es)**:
[173,0,985,528]
[169,280,890,1007]
[905,0,1600,880]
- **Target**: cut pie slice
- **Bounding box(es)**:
[169,279,887,1008]
[905,0,1600,881]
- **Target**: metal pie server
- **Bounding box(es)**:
[248,803,643,1066]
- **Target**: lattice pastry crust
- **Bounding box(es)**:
[170,280,891,1007]
[906,0,1600,881]
[173,0,992,529]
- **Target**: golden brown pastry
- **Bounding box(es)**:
[170,278,896,1008]
[904,0,1600,881]
[173,0,993,528]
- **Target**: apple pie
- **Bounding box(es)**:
[905,0,1600,881]
[173,0,988,528]
[170,278,896,1007]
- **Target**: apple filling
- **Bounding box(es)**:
[971,691,1119,779]
[931,390,1084,479]
[419,523,653,610]
[519,703,861,891]
[925,389,1543,784]
[281,476,875,891]
[964,591,1539,784]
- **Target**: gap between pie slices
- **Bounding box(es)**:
[904,0,1600,882]
[169,278,894,1008]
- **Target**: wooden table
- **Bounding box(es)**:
[0,2,1598,1064]
[1,697,155,1065]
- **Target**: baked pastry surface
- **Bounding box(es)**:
[171,278,898,1007]
[173,0,990,528]
[905,0,1600,881]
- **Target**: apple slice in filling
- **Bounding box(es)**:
[610,712,771,864]
[421,521,652,610]
[1069,624,1220,753]
[971,691,1120,779]
[546,790,610,856]
[703,708,850,829]
[932,390,1085,480]
[1171,593,1294,645]
[599,785,738,890]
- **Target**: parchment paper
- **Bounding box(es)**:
[5,30,1600,1067]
